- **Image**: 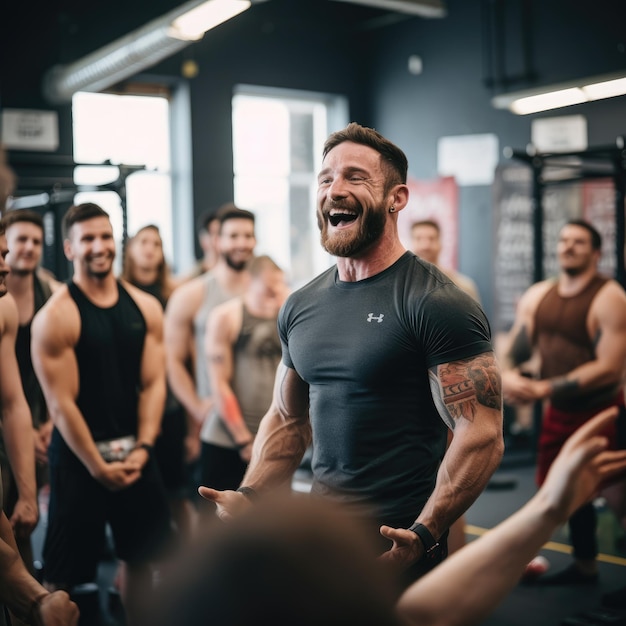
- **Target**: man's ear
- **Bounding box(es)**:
[390,184,410,214]
[63,238,73,261]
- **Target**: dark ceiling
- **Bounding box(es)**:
[1,0,423,105]
[4,0,416,62]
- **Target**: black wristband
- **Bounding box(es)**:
[236,486,258,501]
[408,522,440,557]
[133,442,153,455]
[235,439,253,451]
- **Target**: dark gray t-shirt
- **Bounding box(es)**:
[279,252,492,526]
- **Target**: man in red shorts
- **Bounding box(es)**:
[502,219,626,597]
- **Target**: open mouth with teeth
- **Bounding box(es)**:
[328,212,358,227]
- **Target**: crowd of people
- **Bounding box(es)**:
[0,122,624,626]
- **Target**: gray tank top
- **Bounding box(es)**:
[193,272,233,400]
[202,304,281,448]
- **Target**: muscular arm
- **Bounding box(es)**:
[241,363,312,491]
[505,281,626,403]
[164,281,211,425]
[0,509,46,617]
[504,324,533,370]
[205,302,254,447]
[0,295,38,536]
[134,294,167,451]
[199,362,311,514]
[418,351,504,541]
[398,407,626,626]
[500,281,550,404]
[378,351,503,569]
[0,510,79,625]
[551,281,626,394]
[31,296,105,476]
[31,294,140,490]
[501,281,552,371]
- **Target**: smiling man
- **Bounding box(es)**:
[164,204,256,515]
[31,202,173,625]
[200,123,504,592]
[0,210,61,577]
[502,219,626,592]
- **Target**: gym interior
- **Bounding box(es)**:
[2,1,626,624]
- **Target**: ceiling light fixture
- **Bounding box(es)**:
[169,0,251,41]
[332,0,446,18]
[492,71,626,115]
[43,0,255,105]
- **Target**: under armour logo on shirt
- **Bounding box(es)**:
[367,313,384,323]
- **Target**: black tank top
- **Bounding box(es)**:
[49,281,146,466]
[15,274,53,428]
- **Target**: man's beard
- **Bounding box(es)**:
[318,201,386,258]
[85,255,114,279]
[87,268,112,279]
[7,266,34,277]
[561,255,591,277]
[223,252,249,272]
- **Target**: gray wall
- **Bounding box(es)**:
[2,0,626,316]
[364,0,626,322]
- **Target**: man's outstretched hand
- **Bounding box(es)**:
[198,487,252,521]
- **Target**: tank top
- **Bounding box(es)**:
[136,279,167,309]
[16,274,53,428]
[132,279,180,413]
[49,281,146,467]
[0,275,53,467]
[201,303,282,448]
[193,272,235,400]
[534,274,616,410]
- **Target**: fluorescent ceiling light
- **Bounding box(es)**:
[332,0,446,18]
[583,76,626,100]
[170,0,251,41]
[492,71,626,115]
[510,88,587,115]
[43,0,255,104]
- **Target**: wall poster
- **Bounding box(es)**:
[493,165,618,332]
[397,175,459,270]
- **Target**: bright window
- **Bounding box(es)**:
[72,91,174,274]
[232,86,348,287]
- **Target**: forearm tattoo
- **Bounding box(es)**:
[434,354,502,423]
[507,325,532,367]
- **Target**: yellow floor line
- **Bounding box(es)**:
[465,524,626,567]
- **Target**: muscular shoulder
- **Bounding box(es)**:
[590,278,626,322]
[208,297,242,339]
[165,273,206,321]
[210,296,240,323]
[31,285,79,345]
[0,292,19,336]
[595,278,626,302]
[518,279,554,315]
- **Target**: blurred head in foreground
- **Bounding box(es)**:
[147,493,400,626]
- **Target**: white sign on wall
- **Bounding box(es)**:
[531,115,587,153]
[437,133,499,186]
[1,109,59,151]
